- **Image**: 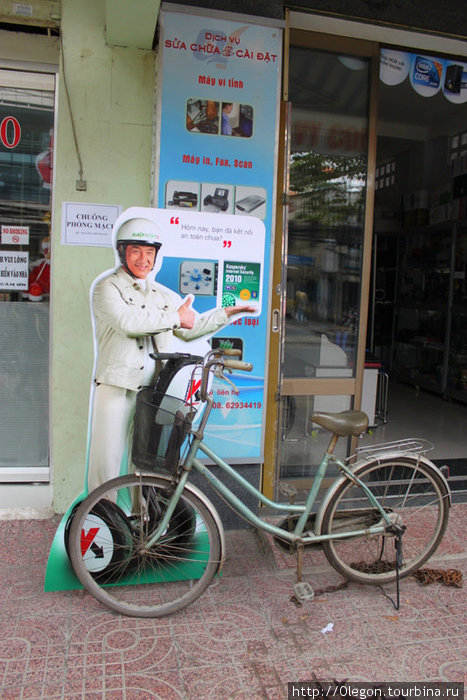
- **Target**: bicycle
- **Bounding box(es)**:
[67,349,451,618]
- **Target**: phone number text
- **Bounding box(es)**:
[212,401,262,410]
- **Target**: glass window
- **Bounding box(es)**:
[279,393,351,484]
[279,45,371,480]
[0,69,54,476]
[285,47,369,379]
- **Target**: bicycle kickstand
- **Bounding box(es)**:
[383,526,406,611]
[393,531,404,611]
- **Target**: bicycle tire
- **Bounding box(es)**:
[321,456,450,585]
[68,473,222,617]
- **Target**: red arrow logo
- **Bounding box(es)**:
[80,527,99,556]
[186,379,202,401]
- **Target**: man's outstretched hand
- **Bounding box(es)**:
[178,298,257,328]
[224,305,257,318]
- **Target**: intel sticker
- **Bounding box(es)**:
[411,55,444,96]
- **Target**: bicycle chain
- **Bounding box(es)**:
[313,580,349,596]
[411,567,463,588]
[350,560,396,573]
[351,561,463,587]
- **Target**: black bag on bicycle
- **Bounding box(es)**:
[132,354,200,473]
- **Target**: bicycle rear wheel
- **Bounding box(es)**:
[321,457,450,584]
[68,473,222,617]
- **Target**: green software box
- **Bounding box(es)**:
[222,261,261,308]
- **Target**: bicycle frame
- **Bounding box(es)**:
[144,394,393,550]
[65,353,450,619]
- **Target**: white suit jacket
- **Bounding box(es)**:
[92,267,228,391]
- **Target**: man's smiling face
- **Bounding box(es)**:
[125,244,157,279]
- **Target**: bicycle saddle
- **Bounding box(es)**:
[311,410,369,437]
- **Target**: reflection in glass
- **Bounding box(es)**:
[0,73,54,471]
[284,47,369,380]
[279,46,370,481]
[279,394,350,483]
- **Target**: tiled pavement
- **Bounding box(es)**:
[0,504,466,699]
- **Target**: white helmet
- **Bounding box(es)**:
[115,218,162,272]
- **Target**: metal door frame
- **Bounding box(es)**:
[262,20,379,499]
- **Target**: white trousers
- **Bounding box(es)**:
[87,384,137,493]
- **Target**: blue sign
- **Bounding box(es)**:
[156,8,283,460]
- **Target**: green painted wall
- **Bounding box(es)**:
[51,0,155,511]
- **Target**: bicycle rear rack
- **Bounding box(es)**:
[352,438,434,461]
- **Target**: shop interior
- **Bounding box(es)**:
[279,45,467,494]
[362,51,467,477]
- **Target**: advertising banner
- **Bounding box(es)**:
[156,7,283,460]
[380,48,467,104]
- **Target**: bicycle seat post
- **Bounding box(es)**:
[326,434,339,455]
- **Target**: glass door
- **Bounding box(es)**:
[273,33,378,491]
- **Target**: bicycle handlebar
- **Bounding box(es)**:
[221,348,241,357]
[199,352,253,401]
[223,359,253,372]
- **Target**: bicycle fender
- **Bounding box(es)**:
[314,453,451,536]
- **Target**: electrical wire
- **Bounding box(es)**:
[59,31,85,184]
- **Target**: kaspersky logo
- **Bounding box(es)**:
[185,378,201,403]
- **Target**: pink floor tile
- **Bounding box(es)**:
[0,503,465,698]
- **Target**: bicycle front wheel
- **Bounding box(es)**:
[321,457,450,584]
[68,473,223,617]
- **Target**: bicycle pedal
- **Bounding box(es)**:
[294,581,315,601]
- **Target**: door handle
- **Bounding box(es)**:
[272,308,280,333]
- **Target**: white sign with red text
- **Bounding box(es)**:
[1,224,29,246]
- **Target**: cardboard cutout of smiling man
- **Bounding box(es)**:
[44,206,264,591]
[86,206,257,492]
